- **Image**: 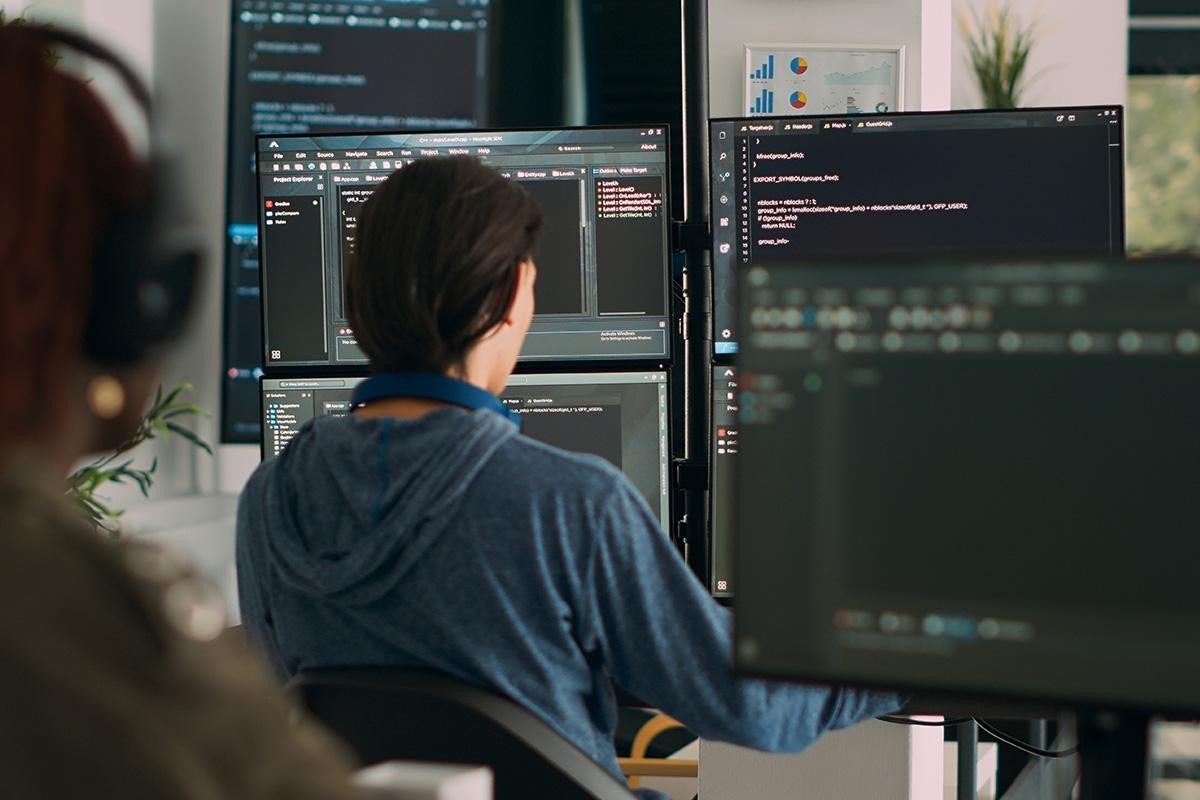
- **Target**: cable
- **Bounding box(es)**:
[878,715,1079,758]
[973,718,1079,759]
[877,714,972,727]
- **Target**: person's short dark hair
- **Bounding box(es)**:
[345,156,543,375]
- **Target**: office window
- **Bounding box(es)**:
[1126,76,1200,254]
[1127,2,1200,255]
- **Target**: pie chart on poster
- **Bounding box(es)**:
[791,56,808,75]
[790,91,807,110]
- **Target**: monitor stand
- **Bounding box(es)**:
[1077,710,1151,800]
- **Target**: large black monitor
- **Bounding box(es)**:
[709,106,1126,355]
[261,370,672,532]
[223,0,494,442]
[733,259,1200,714]
[255,126,671,370]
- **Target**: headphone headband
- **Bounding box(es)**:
[18,25,153,112]
[10,23,201,366]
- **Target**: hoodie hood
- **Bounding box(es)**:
[250,408,518,605]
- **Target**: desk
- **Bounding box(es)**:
[699,719,943,800]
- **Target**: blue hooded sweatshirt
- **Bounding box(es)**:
[237,408,904,778]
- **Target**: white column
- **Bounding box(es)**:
[921,0,953,110]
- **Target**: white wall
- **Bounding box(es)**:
[84,0,154,153]
[14,0,83,26]
[152,0,232,497]
[922,0,952,110]
[951,0,1128,109]
[16,0,153,148]
[707,0,953,115]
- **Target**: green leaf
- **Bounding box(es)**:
[165,422,214,455]
[959,0,1037,109]
[64,381,211,534]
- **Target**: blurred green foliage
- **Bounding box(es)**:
[1126,76,1200,256]
[0,6,64,67]
[958,1,1038,109]
[68,384,211,537]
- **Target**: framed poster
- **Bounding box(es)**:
[743,43,906,116]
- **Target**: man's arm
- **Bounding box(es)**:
[578,479,906,753]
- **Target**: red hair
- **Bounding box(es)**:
[0,26,148,445]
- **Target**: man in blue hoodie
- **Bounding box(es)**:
[237,156,905,780]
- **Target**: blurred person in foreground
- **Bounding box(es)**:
[0,24,359,796]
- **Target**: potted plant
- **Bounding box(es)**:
[959,0,1039,109]
[69,383,212,536]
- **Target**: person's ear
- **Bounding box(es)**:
[501,260,535,326]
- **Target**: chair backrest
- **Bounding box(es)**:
[287,668,637,800]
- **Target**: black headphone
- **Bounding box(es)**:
[20,25,201,366]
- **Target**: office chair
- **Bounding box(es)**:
[286,668,638,800]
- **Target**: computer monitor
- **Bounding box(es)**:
[733,259,1200,714]
[254,126,672,372]
[709,107,1126,355]
[261,370,672,532]
[222,1,494,442]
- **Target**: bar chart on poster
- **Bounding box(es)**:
[744,44,904,117]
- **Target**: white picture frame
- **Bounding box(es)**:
[743,43,906,117]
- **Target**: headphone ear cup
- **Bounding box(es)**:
[84,205,149,365]
[83,162,201,366]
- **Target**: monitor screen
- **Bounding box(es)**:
[255,127,672,370]
[709,107,1126,355]
[261,370,672,532]
[733,259,1200,713]
[223,0,493,442]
